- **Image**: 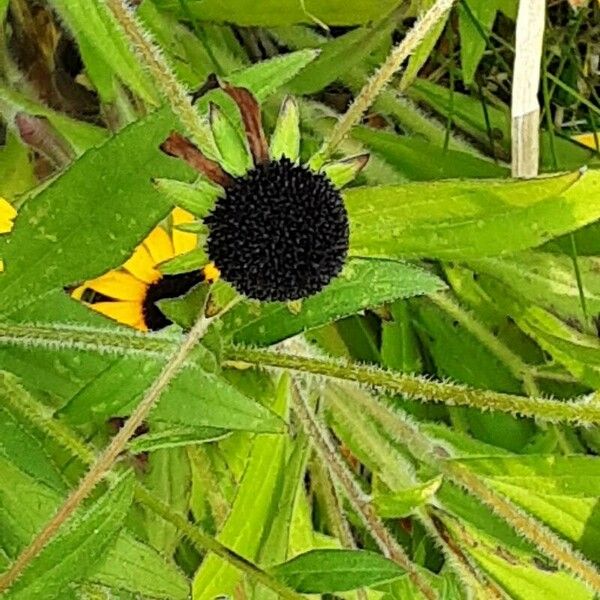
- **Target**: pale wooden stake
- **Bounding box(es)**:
[511,0,546,178]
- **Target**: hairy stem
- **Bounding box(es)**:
[291,384,438,600]
[0,322,177,359]
[103,0,215,155]
[225,346,600,426]
[0,306,214,594]
[351,391,600,595]
[314,0,455,164]
[0,365,305,600]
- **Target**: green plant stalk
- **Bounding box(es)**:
[0,322,177,359]
[416,508,507,600]
[133,488,307,600]
[349,392,600,595]
[103,0,216,156]
[291,384,439,600]
[0,306,214,594]
[310,457,369,600]
[314,0,456,164]
[224,346,600,425]
[0,377,307,600]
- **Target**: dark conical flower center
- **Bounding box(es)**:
[205,158,349,302]
[142,271,204,330]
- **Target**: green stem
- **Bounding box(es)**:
[314,0,455,164]
[133,488,306,600]
[349,392,600,595]
[0,322,177,359]
[0,304,214,594]
[0,376,307,600]
[225,346,600,426]
[103,0,216,155]
[291,384,438,600]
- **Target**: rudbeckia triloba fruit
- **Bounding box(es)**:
[74,80,367,331]
[162,80,368,301]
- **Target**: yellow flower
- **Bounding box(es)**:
[72,207,218,331]
[572,132,600,151]
[0,197,17,272]
[0,197,17,234]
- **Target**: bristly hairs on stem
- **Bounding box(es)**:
[0,374,307,600]
[313,0,456,166]
[349,389,600,595]
[224,345,600,426]
[103,0,217,156]
[0,295,224,594]
[290,381,439,600]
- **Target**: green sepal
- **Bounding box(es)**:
[158,247,208,275]
[209,101,252,176]
[153,177,221,218]
[174,221,208,234]
[321,154,369,188]
[270,95,301,162]
[156,282,210,330]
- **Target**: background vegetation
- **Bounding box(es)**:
[0,0,600,599]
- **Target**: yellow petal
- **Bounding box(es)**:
[203,262,220,283]
[83,271,147,301]
[144,226,174,264]
[124,244,160,284]
[89,301,147,331]
[172,208,197,255]
[0,259,4,273]
[573,132,600,151]
[71,285,85,300]
[0,197,17,234]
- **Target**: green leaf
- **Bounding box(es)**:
[0,134,37,200]
[454,454,600,563]
[0,109,188,316]
[400,0,449,90]
[471,251,600,326]
[90,533,190,599]
[0,372,67,492]
[49,0,157,103]
[352,126,508,180]
[151,367,285,433]
[209,102,252,176]
[154,178,221,219]
[374,477,442,518]
[346,170,600,260]
[153,0,403,26]
[7,471,135,600]
[287,21,393,95]
[223,258,445,345]
[128,426,229,453]
[225,49,320,102]
[191,401,289,598]
[269,549,405,592]
[270,97,301,162]
[458,0,501,86]
[516,306,600,389]
[450,520,594,600]
[143,447,191,555]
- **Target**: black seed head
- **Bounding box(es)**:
[142,271,204,330]
[205,158,349,301]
